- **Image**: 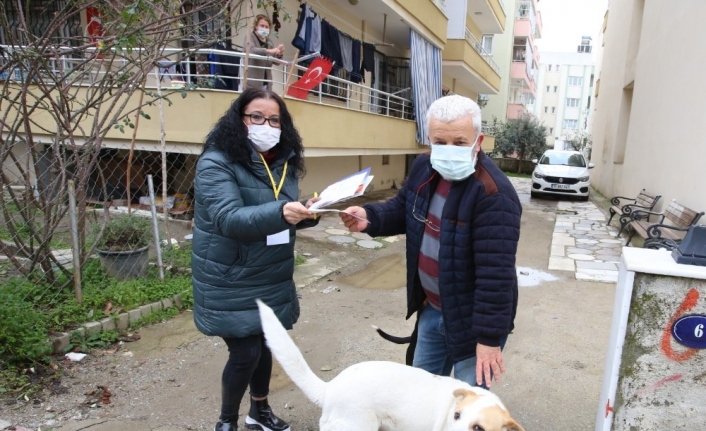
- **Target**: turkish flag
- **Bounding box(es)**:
[286,57,334,100]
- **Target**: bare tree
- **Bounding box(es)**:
[0,0,280,287]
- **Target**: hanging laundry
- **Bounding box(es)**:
[360,42,375,82]
[338,33,354,73]
[351,39,362,83]
[320,20,343,71]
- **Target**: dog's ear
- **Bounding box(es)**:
[452,388,480,402]
[503,419,525,431]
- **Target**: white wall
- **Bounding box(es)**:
[590,0,706,213]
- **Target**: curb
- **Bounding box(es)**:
[50,292,187,354]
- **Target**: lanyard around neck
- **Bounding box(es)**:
[258,153,288,200]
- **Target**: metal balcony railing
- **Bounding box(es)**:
[0,45,413,120]
[464,29,500,75]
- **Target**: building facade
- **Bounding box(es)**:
[480,0,542,132]
[535,37,595,150]
[2,0,509,204]
[589,0,706,214]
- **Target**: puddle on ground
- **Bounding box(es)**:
[517,266,558,287]
[338,254,406,290]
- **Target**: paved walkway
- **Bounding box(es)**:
[548,200,622,283]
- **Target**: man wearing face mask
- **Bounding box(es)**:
[341,95,522,390]
[193,88,319,431]
[244,14,285,90]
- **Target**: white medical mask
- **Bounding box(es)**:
[429,139,479,181]
[248,124,281,152]
[257,28,270,38]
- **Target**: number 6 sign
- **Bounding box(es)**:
[672,315,706,349]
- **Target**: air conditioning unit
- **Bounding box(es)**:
[478,94,490,101]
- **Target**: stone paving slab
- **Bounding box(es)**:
[547,198,624,283]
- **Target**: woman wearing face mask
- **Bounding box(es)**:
[244,14,285,90]
[192,88,318,431]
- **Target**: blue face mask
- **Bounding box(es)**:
[430,138,479,181]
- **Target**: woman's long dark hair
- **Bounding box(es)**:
[202,88,306,178]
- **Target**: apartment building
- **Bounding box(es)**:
[535,36,595,149]
[2,0,508,201]
[589,0,706,214]
[480,0,542,135]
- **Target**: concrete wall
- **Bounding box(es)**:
[298,154,405,197]
[613,273,706,430]
[590,0,706,214]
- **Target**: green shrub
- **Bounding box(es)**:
[0,288,51,365]
[93,214,152,251]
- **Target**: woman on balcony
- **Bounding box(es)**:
[192,88,319,431]
[243,14,284,90]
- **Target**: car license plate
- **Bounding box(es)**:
[551,184,570,190]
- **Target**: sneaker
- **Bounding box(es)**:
[245,398,290,431]
[214,421,236,431]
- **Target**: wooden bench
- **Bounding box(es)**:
[625,200,704,249]
[608,189,661,236]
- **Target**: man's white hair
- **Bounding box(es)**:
[426,95,482,134]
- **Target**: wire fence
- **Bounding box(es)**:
[0,142,200,298]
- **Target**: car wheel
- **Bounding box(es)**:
[531,190,540,199]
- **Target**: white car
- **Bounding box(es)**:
[531,150,595,201]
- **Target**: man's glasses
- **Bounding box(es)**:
[412,192,440,232]
[244,113,281,128]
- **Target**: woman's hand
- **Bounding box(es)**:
[283,202,314,225]
[305,196,321,209]
[340,206,369,232]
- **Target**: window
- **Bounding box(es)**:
[548,65,552,71]
[549,127,554,134]
[482,35,493,54]
[556,65,560,71]
[554,86,558,92]
[578,45,592,53]
[544,106,548,113]
[568,76,584,86]
[566,98,580,107]
[563,119,579,129]
[546,85,550,92]
[382,155,390,165]
[551,107,556,113]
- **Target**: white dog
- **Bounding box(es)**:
[257,300,525,431]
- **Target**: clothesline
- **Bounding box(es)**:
[307,0,407,56]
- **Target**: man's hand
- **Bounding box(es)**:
[340,206,368,232]
[283,202,313,225]
[476,343,505,388]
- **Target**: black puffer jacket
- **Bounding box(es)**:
[192,147,309,338]
[363,152,522,362]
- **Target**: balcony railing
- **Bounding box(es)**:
[0,45,413,120]
[516,1,539,38]
[464,29,500,75]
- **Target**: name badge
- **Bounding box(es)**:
[266,229,289,246]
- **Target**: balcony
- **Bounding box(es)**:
[515,0,542,40]
[467,0,506,33]
[393,0,449,45]
[506,91,534,119]
[442,29,501,94]
[0,45,419,155]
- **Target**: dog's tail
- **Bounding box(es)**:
[256,300,327,406]
[371,325,412,344]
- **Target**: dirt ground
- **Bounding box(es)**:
[0,183,617,431]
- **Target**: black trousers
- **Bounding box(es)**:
[220,334,272,422]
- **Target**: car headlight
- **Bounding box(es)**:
[578,175,590,182]
[533,172,545,179]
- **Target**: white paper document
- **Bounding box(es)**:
[308,167,373,212]
[266,229,290,246]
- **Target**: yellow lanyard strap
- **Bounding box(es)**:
[258,153,288,200]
